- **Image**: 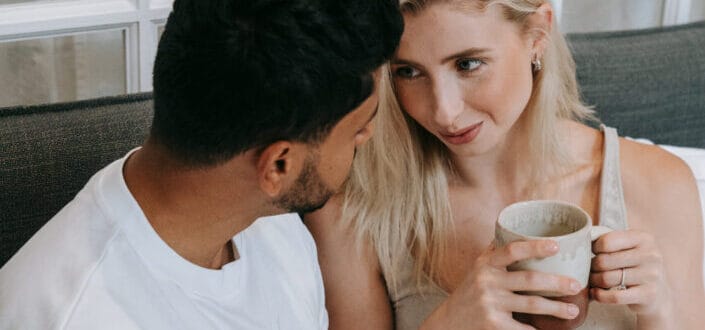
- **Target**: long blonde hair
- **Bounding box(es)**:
[341,0,595,292]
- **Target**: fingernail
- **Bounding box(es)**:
[567,304,579,318]
[570,281,582,294]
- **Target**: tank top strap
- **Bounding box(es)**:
[598,125,628,230]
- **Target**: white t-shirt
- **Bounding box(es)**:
[0,152,328,330]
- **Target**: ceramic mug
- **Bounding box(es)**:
[495,200,612,329]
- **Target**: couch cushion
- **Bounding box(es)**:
[0,94,153,265]
[569,21,705,148]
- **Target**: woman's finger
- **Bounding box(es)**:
[503,293,581,320]
[592,229,653,254]
[505,319,537,330]
[589,266,658,289]
[591,247,661,272]
[503,270,582,296]
[490,240,559,268]
[590,284,653,306]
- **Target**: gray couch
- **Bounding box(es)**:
[1,21,705,266]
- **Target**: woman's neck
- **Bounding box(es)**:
[447,120,599,202]
[448,120,536,194]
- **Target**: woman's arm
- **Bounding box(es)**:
[594,140,705,329]
[304,196,394,329]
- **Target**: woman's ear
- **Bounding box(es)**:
[256,141,301,198]
[526,2,553,58]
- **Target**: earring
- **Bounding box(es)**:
[532,56,542,73]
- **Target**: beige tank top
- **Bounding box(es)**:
[384,126,637,329]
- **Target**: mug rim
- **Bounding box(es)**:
[497,200,592,240]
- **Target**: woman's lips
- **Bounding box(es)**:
[440,122,483,145]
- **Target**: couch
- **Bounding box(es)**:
[2,21,705,269]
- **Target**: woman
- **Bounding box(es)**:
[305,0,705,329]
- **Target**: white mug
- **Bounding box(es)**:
[495,200,612,329]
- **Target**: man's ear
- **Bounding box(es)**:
[526,2,553,58]
[256,141,301,198]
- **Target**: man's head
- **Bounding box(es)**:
[273,78,380,213]
[151,0,402,213]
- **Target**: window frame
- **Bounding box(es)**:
[0,0,172,93]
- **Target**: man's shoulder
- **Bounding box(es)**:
[0,201,125,329]
[0,156,134,329]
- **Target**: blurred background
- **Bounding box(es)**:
[0,0,703,108]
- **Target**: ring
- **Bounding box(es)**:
[614,268,627,290]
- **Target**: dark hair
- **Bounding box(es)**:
[151,0,403,166]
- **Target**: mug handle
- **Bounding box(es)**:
[590,225,613,241]
[589,225,613,258]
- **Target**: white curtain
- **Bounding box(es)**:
[0,31,126,108]
[556,0,705,33]
[560,0,666,33]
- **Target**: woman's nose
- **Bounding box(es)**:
[431,80,464,128]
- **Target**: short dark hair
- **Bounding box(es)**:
[151,0,403,166]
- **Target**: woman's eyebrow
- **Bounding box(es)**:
[439,47,490,64]
[391,47,490,66]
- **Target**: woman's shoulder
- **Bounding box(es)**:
[618,137,694,190]
[304,194,347,241]
[303,198,394,328]
[617,136,701,229]
[556,121,696,215]
[304,195,380,264]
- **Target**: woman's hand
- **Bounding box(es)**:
[589,229,673,323]
[422,240,583,330]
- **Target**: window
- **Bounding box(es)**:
[0,0,172,107]
[553,0,703,33]
[0,29,127,107]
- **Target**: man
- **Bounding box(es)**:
[0,0,402,328]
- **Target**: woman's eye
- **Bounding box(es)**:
[457,58,482,72]
[394,66,420,79]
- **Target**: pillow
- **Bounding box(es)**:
[630,138,705,287]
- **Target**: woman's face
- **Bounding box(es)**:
[391,3,537,157]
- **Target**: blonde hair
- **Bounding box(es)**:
[341,0,595,292]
